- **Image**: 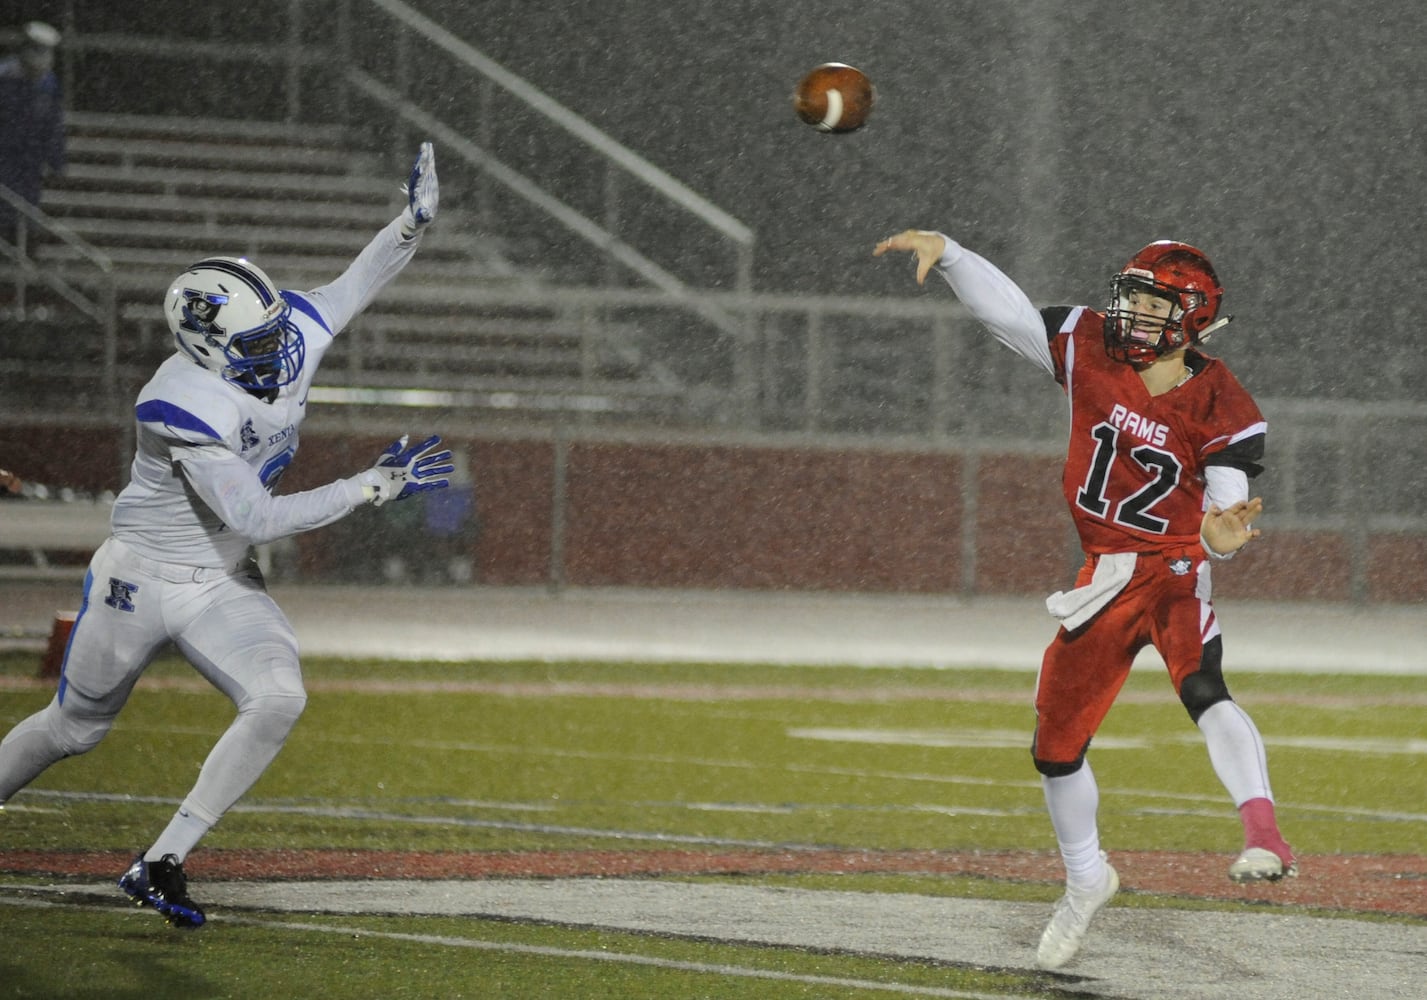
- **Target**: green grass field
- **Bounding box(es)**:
[1,650,1423,998]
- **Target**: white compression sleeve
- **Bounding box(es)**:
[300,215,423,336]
[176,445,370,546]
[1197,700,1273,806]
[1203,465,1250,510]
[1042,764,1110,890]
[934,235,1056,375]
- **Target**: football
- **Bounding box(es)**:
[793,63,874,133]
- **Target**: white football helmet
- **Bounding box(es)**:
[166,257,305,390]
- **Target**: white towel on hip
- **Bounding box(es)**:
[1045,552,1138,631]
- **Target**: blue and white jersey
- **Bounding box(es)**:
[111,217,421,567]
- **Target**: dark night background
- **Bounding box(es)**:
[410,0,1426,405]
[7,1,1426,400]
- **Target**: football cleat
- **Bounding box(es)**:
[1229,846,1299,883]
[118,853,206,929]
[1036,857,1119,971]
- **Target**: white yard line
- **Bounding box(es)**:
[0,893,1018,999]
[9,878,1420,1000]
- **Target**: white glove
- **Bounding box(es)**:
[398,141,438,239]
[359,434,453,507]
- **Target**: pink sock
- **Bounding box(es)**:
[1239,797,1293,862]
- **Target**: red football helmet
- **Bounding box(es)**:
[1103,240,1225,367]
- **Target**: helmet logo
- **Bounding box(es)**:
[180,288,230,337]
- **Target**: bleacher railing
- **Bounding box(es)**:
[0,182,118,402]
[341,0,755,298]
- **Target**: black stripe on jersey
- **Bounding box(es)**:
[1206,432,1266,478]
[1040,305,1075,345]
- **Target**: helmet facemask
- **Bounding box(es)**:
[1102,243,1225,369]
[1104,273,1197,367]
[222,312,302,389]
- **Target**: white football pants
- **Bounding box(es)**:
[0,537,306,859]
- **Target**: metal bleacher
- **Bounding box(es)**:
[0,1,772,435]
[4,109,696,428]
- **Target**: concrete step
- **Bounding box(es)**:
[66,134,376,176]
[41,188,396,230]
[31,246,510,289]
[37,217,477,262]
[53,161,397,203]
[66,111,352,148]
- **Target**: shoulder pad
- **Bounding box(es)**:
[134,357,245,446]
[1040,305,1080,336]
[282,289,333,336]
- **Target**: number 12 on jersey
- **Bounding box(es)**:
[1074,422,1183,534]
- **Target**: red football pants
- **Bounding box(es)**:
[1032,550,1215,767]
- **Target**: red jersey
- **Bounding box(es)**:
[1043,305,1266,555]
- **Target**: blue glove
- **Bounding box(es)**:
[362,434,453,507]
[399,141,438,238]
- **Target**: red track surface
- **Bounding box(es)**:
[3,848,1423,917]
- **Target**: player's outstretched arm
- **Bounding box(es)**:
[873,229,1052,374]
[175,444,403,545]
[1201,497,1264,558]
[358,434,454,507]
[303,142,439,336]
[872,230,948,285]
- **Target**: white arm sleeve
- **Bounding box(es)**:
[1203,465,1250,510]
[174,444,371,546]
[933,235,1056,376]
[1201,465,1251,560]
[299,215,423,336]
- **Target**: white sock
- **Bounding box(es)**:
[1197,700,1271,806]
[145,801,215,865]
[142,690,304,865]
[1042,764,1107,890]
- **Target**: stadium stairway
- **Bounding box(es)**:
[3,111,689,427]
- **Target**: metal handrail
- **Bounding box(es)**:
[358,0,754,255]
[62,5,757,298]
[0,183,113,274]
[347,70,695,299]
[344,69,751,351]
[341,0,757,360]
[0,183,116,338]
